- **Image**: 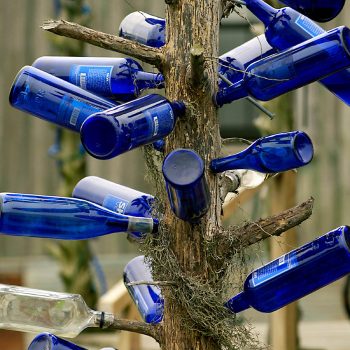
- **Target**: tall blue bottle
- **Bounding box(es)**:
[0,193,158,240]
[210,131,313,173]
[32,56,164,101]
[9,66,116,132]
[277,0,345,22]
[245,0,350,105]
[73,176,155,239]
[80,94,185,159]
[162,149,211,222]
[124,256,164,324]
[216,27,350,105]
[226,226,350,313]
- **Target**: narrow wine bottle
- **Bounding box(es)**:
[245,0,350,105]
[216,26,350,105]
[73,176,155,239]
[277,0,345,22]
[210,131,313,173]
[9,66,117,132]
[0,284,115,337]
[124,256,164,324]
[226,226,350,313]
[162,149,211,222]
[32,56,164,101]
[28,333,87,350]
[80,94,185,159]
[0,193,158,240]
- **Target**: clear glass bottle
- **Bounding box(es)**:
[226,226,350,313]
[216,26,350,105]
[32,56,164,101]
[245,0,350,105]
[0,193,158,240]
[210,131,313,174]
[162,149,211,223]
[124,256,164,324]
[80,94,185,159]
[0,284,115,337]
[277,0,345,22]
[73,176,155,239]
[9,66,117,132]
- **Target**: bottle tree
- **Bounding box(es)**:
[42,1,314,349]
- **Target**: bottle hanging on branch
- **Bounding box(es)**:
[0,193,158,240]
[216,26,350,105]
[32,56,164,101]
[162,149,211,223]
[0,284,115,337]
[124,256,164,324]
[73,176,155,239]
[277,0,345,22]
[210,131,313,173]
[244,0,350,105]
[9,66,117,131]
[80,94,185,159]
[226,226,350,313]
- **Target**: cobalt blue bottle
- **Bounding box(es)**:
[28,333,87,350]
[32,56,164,101]
[124,256,164,324]
[245,0,350,105]
[0,193,158,240]
[210,131,313,173]
[80,94,185,159]
[277,0,345,22]
[9,66,116,132]
[73,176,155,239]
[119,11,166,48]
[216,27,350,105]
[162,149,211,223]
[226,226,350,313]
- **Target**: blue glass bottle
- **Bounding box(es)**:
[162,149,211,223]
[216,26,350,105]
[277,0,345,22]
[123,256,164,324]
[80,94,185,159]
[0,193,158,240]
[119,11,166,48]
[28,333,87,350]
[9,66,117,132]
[226,226,350,313]
[245,0,350,105]
[73,176,155,239]
[32,56,164,101]
[210,131,313,173]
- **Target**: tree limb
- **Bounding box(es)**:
[108,318,163,343]
[189,44,207,88]
[41,19,165,68]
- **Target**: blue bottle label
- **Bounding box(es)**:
[103,194,129,214]
[69,65,113,95]
[147,103,175,138]
[294,15,324,37]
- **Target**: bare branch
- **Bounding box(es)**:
[41,19,165,68]
[189,44,207,88]
[109,318,163,343]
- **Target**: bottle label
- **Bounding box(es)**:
[294,15,324,37]
[69,65,113,95]
[103,194,130,214]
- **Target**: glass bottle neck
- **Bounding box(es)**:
[88,310,115,329]
[133,71,165,91]
[245,0,277,26]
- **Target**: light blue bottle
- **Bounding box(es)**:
[32,56,164,101]
[210,131,313,173]
[9,66,117,132]
[124,255,164,324]
[73,176,155,239]
[0,193,158,240]
[226,226,350,313]
[216,27,350,105]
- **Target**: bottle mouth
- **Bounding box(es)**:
[9,66,30,107]
[80,115,119,160]
[293,131,314,165]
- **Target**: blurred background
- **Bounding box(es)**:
[0,0,350,349]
